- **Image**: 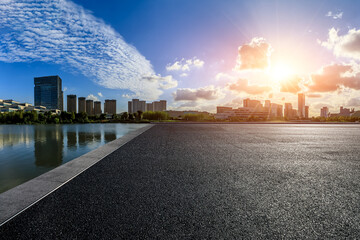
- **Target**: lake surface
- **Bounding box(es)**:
[0,123,148,193]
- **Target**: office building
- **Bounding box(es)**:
[284,103,298,119]
[320,107,329,118]
[243,98,262,108]
[94,101,102,115]
[305,106,309,119]
[104,99,116,114]
[128,101,133,114]
[34,75,63,110]
[217,106,232,114]
[131,99,140,114]
[264,100,271,108]
[128,99,166,113]
[298,93,305,118]
[269,103,283,118]
[86,100,94,116]
[0,99,51,113]
[140,100,146,112]
[153,100,167,112]
[67,95,77,113]
[339,106,354,117]
[78,97,86,113]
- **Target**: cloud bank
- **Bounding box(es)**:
[173,86,223,101]
[166,57,204,72]
[0,0,175,100]
[86,94,99,101]
[308,64,360,92]
[228,78,272,95]
[326,11,343,19]
[320,28,360,60]
[236,38,272,70]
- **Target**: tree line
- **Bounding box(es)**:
[0,110,170,124]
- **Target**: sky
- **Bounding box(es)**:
[1,0,360,116]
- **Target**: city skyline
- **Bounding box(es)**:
[1,1,360,116]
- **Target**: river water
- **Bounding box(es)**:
[0,123,148,193]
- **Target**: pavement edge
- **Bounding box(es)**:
[0,124,154,226]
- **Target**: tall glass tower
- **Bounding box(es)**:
[34,76,63,110]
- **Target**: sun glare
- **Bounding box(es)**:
[270,62,294,82]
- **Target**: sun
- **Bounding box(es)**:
[270,62,295,82]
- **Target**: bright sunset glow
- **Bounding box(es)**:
[270,62,295,81]
[1,0,360,118]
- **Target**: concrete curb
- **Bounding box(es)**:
[0,124,154,226]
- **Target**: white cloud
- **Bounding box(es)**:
[142,74,178,90]
[326,11,343,19]
[86,94,99,101]
[235,37,273,70]
[180,73,188,77]
[63,87,67,92]
[166,57,204,72]
[98,92,103,97]
[173,86,224,101]
[320,28,360,60]
[0,0,169,100]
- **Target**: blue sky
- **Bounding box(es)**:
[1,0,360,115]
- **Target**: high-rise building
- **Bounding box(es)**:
[34,75,63,110]
[320,107,329,118]
[243,98,262,108]
[298,93,305,118]
[94,101,102,115]
[128,99,167,113]
[104,99,116,114]
[86,100,94,116]
[146,103,153,112]
[269,103,283,118]
[67,95,77,113]
[284,103,293,119]
[305,106,309,119]
[153,101,161,111]
[160,100,167,111]
[264,100,271,108]
[139,100,146,112]
[128,101,133,114]
[131,99,139,113]
[78,97,86,113]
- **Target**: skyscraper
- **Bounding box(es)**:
[94,101,102,115]
[146,103,153,112]
[132,99,140,113]
[284,103,293,119]
[320,107,329,118]
[86,100,94,116]
[34,75,63,110]
[67,95,77,113]
[104,99,116,114]
[305,106,309,119]
[298,93,305,118]
[128,101,133,114]
[78,97,86,113]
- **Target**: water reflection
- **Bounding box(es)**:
[67,131,77,149]
[34,126,63,167]
[105,132,116,142]
[0,123,148,193]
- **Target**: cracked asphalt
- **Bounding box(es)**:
[0,124,359,239]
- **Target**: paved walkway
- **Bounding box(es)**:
[1,124,359,239]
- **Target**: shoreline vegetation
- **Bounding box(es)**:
[0,110,360,125]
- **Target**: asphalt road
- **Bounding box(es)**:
[1,124,359,239]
